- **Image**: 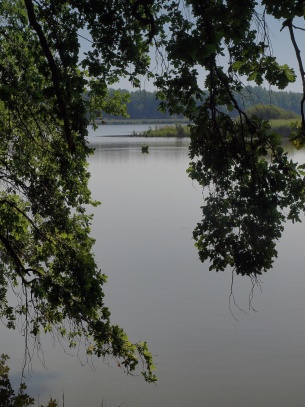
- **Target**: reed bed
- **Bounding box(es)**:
[135,123,190,137]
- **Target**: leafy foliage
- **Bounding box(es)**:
[154,0,305,277]
[188,117,305,276]
[2,0,305,388]
[0,0,159,382]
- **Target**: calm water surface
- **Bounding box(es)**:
[2,126,305,406]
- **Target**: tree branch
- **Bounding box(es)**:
[23,0,75,152]
[0,233,30,286]
[284,19,305,129]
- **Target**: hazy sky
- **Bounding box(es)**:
[266,15,305,93]
[80,10,305,94]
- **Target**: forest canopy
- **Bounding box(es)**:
[1,0,305,382]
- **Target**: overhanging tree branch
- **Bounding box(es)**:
[23,0,75,152]
[284,18,305,129]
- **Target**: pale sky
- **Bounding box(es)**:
[266,15,305,93]
[80,10,305,95]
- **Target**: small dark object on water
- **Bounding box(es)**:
[142,145,149,153]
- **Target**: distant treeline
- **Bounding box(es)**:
[103,86,303,120]
[232,86,303,116]
[105,89,177,120]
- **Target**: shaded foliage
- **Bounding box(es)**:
[0,0,159,382]
[189,118,305,276]
[154,0,305,277]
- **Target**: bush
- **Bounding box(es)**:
[269,119,300,137]
[245,104,300,120]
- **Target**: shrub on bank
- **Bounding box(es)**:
[245,104,300,120]
[269,119,300,137]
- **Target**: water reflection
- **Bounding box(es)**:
[1,136,305,407]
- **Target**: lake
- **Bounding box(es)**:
[2,125,305,407]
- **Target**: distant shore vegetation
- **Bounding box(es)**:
[245,104,301,137]
[99,85,303,122]
[269,119,300,137]
[132,123,190,137]
[96,87,303,138]
[130,120,298,138]
[95,118,189,125]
